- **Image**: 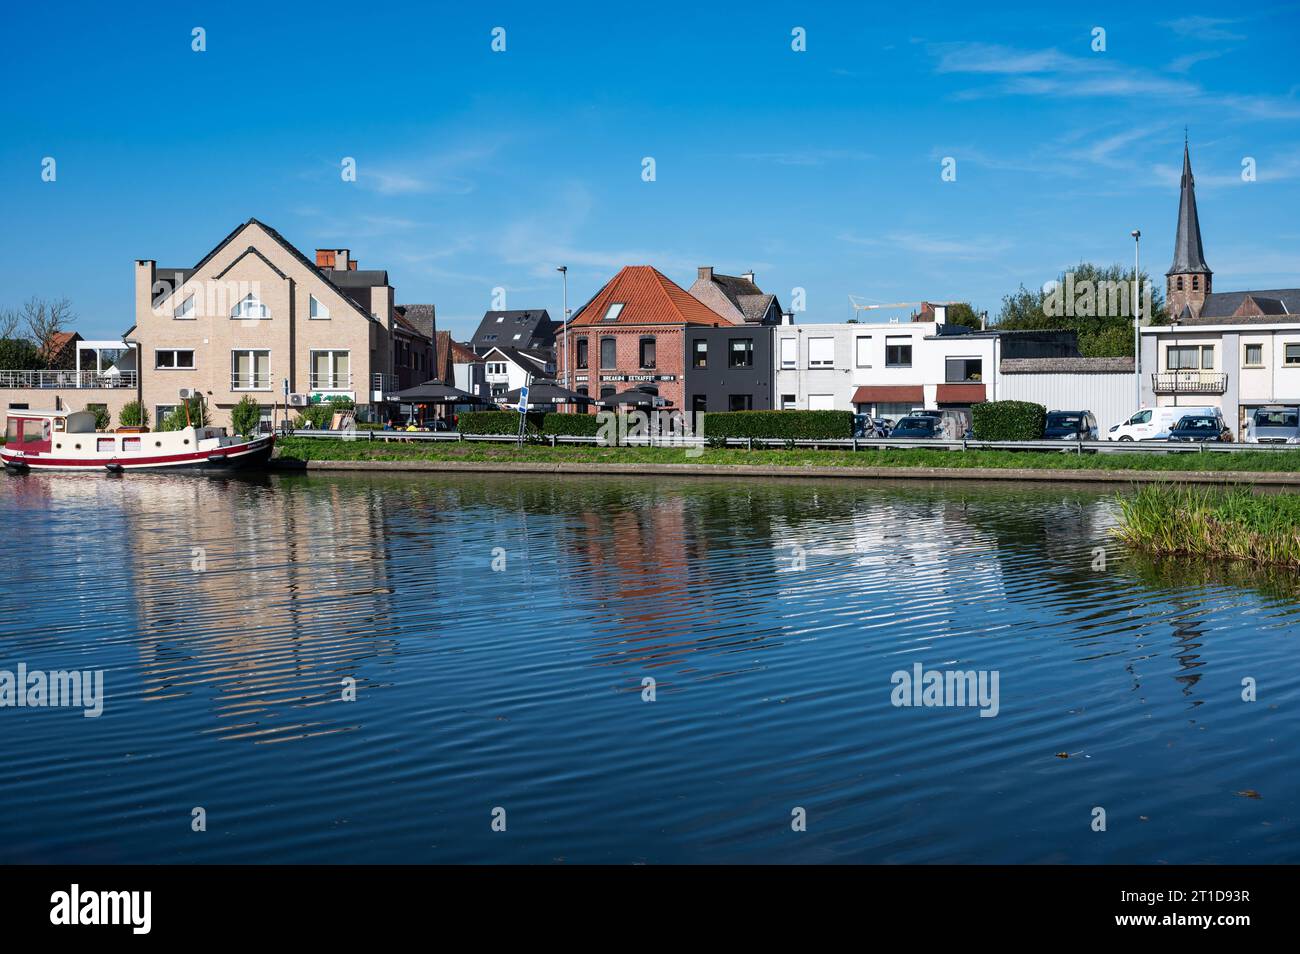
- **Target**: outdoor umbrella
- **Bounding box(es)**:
[501,379,596,409]
[596,385,673,409]
[385,380,490,404]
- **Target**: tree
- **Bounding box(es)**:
[993,262,1169,357]
[119,401,149,429]
[944,302,984,330]
[85,404,111,431]
[0,338,42,371]
[230,395,261,437]
[21,297,75,366]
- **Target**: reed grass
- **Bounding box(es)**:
[1114,484,1300,566]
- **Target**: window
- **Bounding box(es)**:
[602,303,625,322]
[692,395,707,414]
[600,337,616,369]
[1192,275,1200,290]
[1244,343,1263,367]
[310,350,350,390]
[576,338,589,369]
[1200,345,1214,370]
[155,349,195,370]
[309,295,329,320]
[576,386,589,397]
[780,394,796,410]
[886,336,912,368]
[945,357,982,382]
[692,339,708,369]
[808,394,834,411]
[1176,276,1184,291]
[230,294,268,320]
[513,333,522,341]
[231,349,271,390]
[155,404,177,424]
[729,338,754,368]
[496,316,504,323]
[1167,345,1207,370]
[97,438,115,452]
[779,337,796,369]
[855,336,872,368]
[808,338,833,368]
[728,394,753,411]
[639,337,656,369]
[600,386,616,399]
[175,294,195,320]
[1286,344,1300,367]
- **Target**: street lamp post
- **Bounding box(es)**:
[557,266,569,389]
[1131,229,1141,409]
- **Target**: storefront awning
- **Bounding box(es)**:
[850,385,924,404]
[935,384,986,404]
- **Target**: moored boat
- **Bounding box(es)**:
[2,410,274,473]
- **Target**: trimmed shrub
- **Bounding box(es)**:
[230,395,262,437]
[118,400,149,429]
[159,396,209,431]
[701,410,853,440]
[971,400,1046,440]
[541,413,603,436]
[85,404,111,431]
[459,410,543,435]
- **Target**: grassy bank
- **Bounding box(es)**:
[1115,485,1300,565]
[274,437,1300,473]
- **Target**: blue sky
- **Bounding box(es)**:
[3,1,1299,340]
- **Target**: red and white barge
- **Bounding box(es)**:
[2,410,274,473]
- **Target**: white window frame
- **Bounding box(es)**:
[779,337,797,369]
[231,294,269,320]
[855,336,872,368]
[230,349,271,391]
[309,349,350,390]
[808,337,834,368]
[154,349,195,370]
[309,295,330,320]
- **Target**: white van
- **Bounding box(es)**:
[1107,406,1219,441]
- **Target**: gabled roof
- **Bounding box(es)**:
[398,304,436,339]
[469,309,554,350]
[687,268,782,324]
[572,266,731,327]
[449,340,480,363]
[1182,288,1300,323]
[40,331,81,361]
[1168,142,1211,277]
[151,218,379,323]
[481,345,552,371]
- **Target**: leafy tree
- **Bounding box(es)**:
[160,396,209,431]
[0,337,43,371]
[943,302,984,330]
[994,262,1169,357]
[118,401,149,428]
[230,395,261,437]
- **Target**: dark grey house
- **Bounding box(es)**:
[683,326,775,414]
[469,310,556,355]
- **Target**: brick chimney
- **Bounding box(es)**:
[697,266,714,282]
[315,248,351,271]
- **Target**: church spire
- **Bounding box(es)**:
[1167,139,1211,276]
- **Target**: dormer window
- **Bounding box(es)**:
[602,303,625,322]
[309,295,329,320]
[175,294,195,320]
[231,294,268,320]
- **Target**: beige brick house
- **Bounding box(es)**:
[130,218,422,429]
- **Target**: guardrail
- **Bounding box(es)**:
[279,429,1300,455]
[0,369,138,389]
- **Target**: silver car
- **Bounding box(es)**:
[1247,406,1300,444]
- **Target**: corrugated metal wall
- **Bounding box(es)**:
[998,373,1135,432]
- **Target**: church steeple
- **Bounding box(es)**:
[1166,136,1212,319]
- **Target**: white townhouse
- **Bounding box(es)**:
[480,345,554,402]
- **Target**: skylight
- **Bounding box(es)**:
[603,303,625,322]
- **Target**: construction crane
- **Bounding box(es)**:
[847,296,969,324]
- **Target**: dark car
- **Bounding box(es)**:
[853,414,892,438]
[1045,410,1099,441]
[889,416,939,439]
[1167,414,1230,442]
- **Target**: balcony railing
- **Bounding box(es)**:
[0,369,138,389]
[1151,371,1227,395]
[230,375,272,391]
[309,373,353,391]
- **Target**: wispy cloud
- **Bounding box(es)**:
[359,144,504,196]
[1163,15,1246,41]
[839,230,1011,261]
[1167,50,1223,74]
[738,149,873,166]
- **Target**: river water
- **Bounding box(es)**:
[1,471,1296,863]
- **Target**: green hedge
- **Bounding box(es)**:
[459,410,543,435]
[541,413,603,436]
[971,400,1046,440]
[701,410,853,440]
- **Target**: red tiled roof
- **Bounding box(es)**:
[448,340,479,362]
[40,331,78,359]
[851,385,924,404]
[571,266,731,327]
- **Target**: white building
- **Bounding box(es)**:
[480,346,554,402]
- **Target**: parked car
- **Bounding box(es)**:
[1245,405,1300,444]
[1167,412,1231,443]
[890,415,940,439]
[908,408,970,439]
[1045,410,1099,441]
[1107,405,1219,441]
[853,414,892,438]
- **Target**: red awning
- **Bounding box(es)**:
[935,384,986,404]
[850,385,924,404]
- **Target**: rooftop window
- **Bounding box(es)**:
[603,303,625,322]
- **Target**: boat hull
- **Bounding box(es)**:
[2,435,275,473]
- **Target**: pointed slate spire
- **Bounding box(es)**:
[1167,139,1211,276]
